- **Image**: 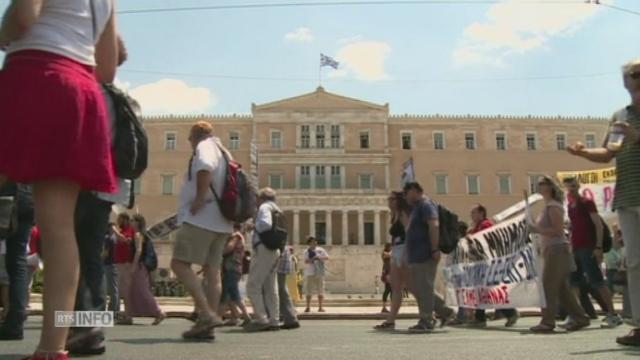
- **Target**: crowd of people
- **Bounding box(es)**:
[0,1,638,359]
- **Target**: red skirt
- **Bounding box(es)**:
[0,50,117,193]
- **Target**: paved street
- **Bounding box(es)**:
[1,316,639,360]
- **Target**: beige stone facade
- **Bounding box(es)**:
[138,87,609,293]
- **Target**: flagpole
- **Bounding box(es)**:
[318,63,322,87]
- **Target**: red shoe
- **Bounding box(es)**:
[22,351,69,360]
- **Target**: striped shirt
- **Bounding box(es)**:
[606,106,640,210]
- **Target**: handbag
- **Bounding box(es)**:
[0,196,17,238]
[612,270,627,286]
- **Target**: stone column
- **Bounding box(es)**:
[325,210,333,245]
[341,211,348,246]
[293,210,300,245]
[309,211,316,239]
[374,210,381,246]
[357,210,365,245]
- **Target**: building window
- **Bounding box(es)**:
[359,174,373,189]
[301,125,310,149]
[498,175,511,195]
[526,133,537,151]
[435,175,448,195]
[315,166,326,189]
[229,131,240,150]
[316,125,325,149]
[271,131,282,149]
[269,174,283,189]
[585,134,597,149]
[364,222,374,245]
[465,132,476,150]
[300,166,311,189]
[315,222,327,245]
[164,132,177,151]
[556,133,567,151]
[161,175,175,195]
[133,178,142,195]
[529,175,543,194]
[467,175,480,195]
[330,166,342,189]
[496,133,507,151]
[433,132,445,150]
[401,132,412,150]
[360,131,370,149]
[330,125,341,148]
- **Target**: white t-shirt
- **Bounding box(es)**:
[178,137,233,234]
[304,247,328,277]
[8,0,113,66]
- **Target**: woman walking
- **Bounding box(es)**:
[0,1,118,358]
[380,243,392,313]
[374,191,412,331]
[127,214,166,325]
[529,176,590,333]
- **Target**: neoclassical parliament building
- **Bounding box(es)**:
[138,87,610,293]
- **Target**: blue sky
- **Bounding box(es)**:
[2,0,640,116]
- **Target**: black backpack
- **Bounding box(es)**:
[140,235,158,272]
[259,209,288,251]
[437,205,461,254]
[103,83,149,180]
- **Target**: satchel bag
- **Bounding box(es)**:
[0,196,17,238]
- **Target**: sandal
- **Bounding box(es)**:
[152,313,167,326]
[373,322,395,331]
[182,317,217,339]
[530,324,555,333]
[116,317,133,325]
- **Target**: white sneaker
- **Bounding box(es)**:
[601,314,623,329]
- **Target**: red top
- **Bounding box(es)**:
[113,226,135,264]
[29,226,41,255]
[568,197,597,250]
[471,219,494,235]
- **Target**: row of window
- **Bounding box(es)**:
[151,172,541,196]
[435,174,545,196]
[163,129,599,152]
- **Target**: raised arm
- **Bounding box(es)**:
[0,0,43,46]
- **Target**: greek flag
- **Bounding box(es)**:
[320,54,339,69]
[401,158,415,187]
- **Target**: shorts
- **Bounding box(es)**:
[0,255,8,286]
[305,275,325,296]
[570,248,605,288]
[392,244,407,268]
[172,222,229,269]
[221,271,242,304]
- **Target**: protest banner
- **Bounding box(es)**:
[443,213,545,309]
[492,194,543,224]
[147,214,179,240]
[556,168,616,220]
[557,167,616,185]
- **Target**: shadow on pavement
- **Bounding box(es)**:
[570,347,640,356]
[111,337,196,345]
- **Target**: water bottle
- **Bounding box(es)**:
[607,122,625,152]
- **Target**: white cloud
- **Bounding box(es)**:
[129,79,216,115]
[330,39,392,81]
[453,0,611,66]
[284,27,314,43]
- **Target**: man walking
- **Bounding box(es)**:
[171,121,234,340]
[303,237,329,313]
[568,58,640,346]
[403,182,453,333]
[562,177,622,329]
[244,187,281,332]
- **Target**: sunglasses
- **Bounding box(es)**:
[629,71,640,80]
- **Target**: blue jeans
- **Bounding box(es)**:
[0,184,34,334]
[104,264,119,313]
[73,192,112,316]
